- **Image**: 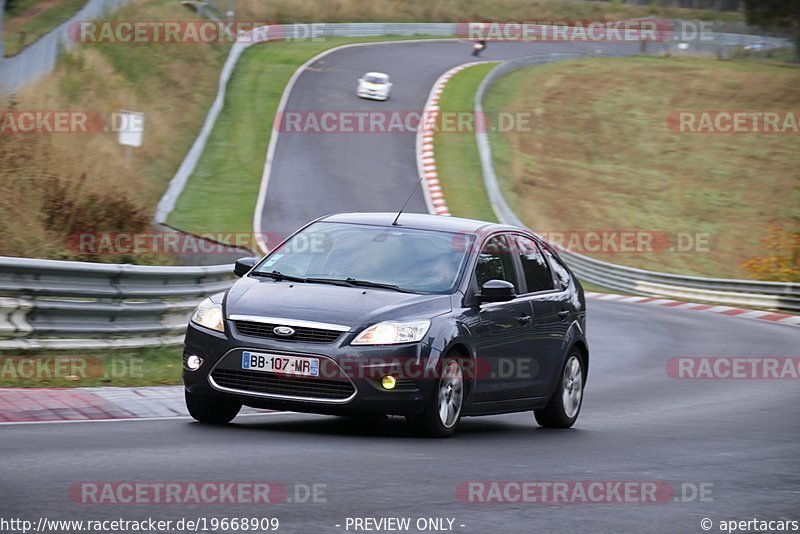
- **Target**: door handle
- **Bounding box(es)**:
[558,310,570,321]
[517,315,532,326]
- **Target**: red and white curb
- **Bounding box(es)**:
[417,62,491,217]
[0,386,270,424]
[586,291,800,327]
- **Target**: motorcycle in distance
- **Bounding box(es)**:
[472,40,486,56]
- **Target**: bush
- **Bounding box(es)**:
[741,221,800,282]
[41,173,148,237]
[0,106,150,262]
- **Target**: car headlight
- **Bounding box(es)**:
[191,296,224,333]
[351,320,430,345]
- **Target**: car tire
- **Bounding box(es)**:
[407,356,464,438]
[185,390,242,424]
[534,350,585,429]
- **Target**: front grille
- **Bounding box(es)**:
[233,321,343,344]
[211,368,355,400]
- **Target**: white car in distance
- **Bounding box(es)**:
[357,72,392,101]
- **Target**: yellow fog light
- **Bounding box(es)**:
[381,375,396,390]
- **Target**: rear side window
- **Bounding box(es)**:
[514,236,554,293]
[542,247,571,291]
[475,235,518,291]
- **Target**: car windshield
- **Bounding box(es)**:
[254,222,473,294]
[364,75,386,84]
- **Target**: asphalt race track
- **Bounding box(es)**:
[260,40,639,238]
[3,302,799,532]
[3,41,799,533]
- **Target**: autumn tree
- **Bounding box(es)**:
[742,221,800,282]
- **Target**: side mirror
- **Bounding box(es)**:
[234,257,258,277]
[357,78,363,83]
[478,279,516,304]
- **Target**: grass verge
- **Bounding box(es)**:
[434,62,614,296]
[0,346,182,387]
[480,56,799,280]
[433,62,499,224]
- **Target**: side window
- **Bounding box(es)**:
[514,236,554,293]
[542,247,571,291]
[475,235,518,291]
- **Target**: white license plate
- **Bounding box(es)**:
[241,351,319,377]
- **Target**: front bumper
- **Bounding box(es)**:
[182,322,440,417]
[356,89,389,100]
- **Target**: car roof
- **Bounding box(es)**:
[318,212,525,236]
[364,72,389,78]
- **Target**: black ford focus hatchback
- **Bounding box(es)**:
[183,213,588,437]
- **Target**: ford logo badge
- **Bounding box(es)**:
[273,326,296,337]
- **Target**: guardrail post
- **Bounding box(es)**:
[0,297,34,337]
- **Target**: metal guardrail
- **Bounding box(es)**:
[474,53,800,313]
[0,257,235,350]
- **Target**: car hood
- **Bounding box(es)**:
[225,277,452,330]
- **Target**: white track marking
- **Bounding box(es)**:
[0,411,294,426]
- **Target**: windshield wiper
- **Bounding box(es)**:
[252,272,411,293]
[342,278,412,293]
[250,270,308,283]
[304,277,358,288]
